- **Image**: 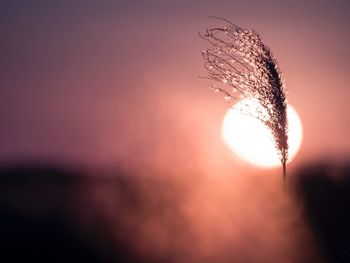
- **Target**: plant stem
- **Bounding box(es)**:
[282,160,287,189]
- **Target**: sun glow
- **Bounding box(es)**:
[222,98,303,168]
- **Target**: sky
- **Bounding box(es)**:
[0,0,349,171]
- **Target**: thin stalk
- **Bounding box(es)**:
[282,160,287,189]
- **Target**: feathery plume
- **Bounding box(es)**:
[199,17,289,185]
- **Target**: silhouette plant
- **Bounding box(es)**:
[199,17,289,185]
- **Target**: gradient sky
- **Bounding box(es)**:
[1,0,349,172]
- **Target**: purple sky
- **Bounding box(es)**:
[1,0,349,170]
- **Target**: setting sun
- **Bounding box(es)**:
[222,98,303,168]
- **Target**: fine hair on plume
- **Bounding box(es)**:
[199,16,289,186]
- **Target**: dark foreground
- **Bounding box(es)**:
[0,160,349,262]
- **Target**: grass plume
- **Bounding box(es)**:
[199,17,289,185]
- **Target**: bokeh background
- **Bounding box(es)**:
[0,0,349,262]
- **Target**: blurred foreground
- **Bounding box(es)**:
[0,160,349,262]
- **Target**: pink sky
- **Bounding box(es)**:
[0,0,349,172]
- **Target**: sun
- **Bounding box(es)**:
[221,98,303,168]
